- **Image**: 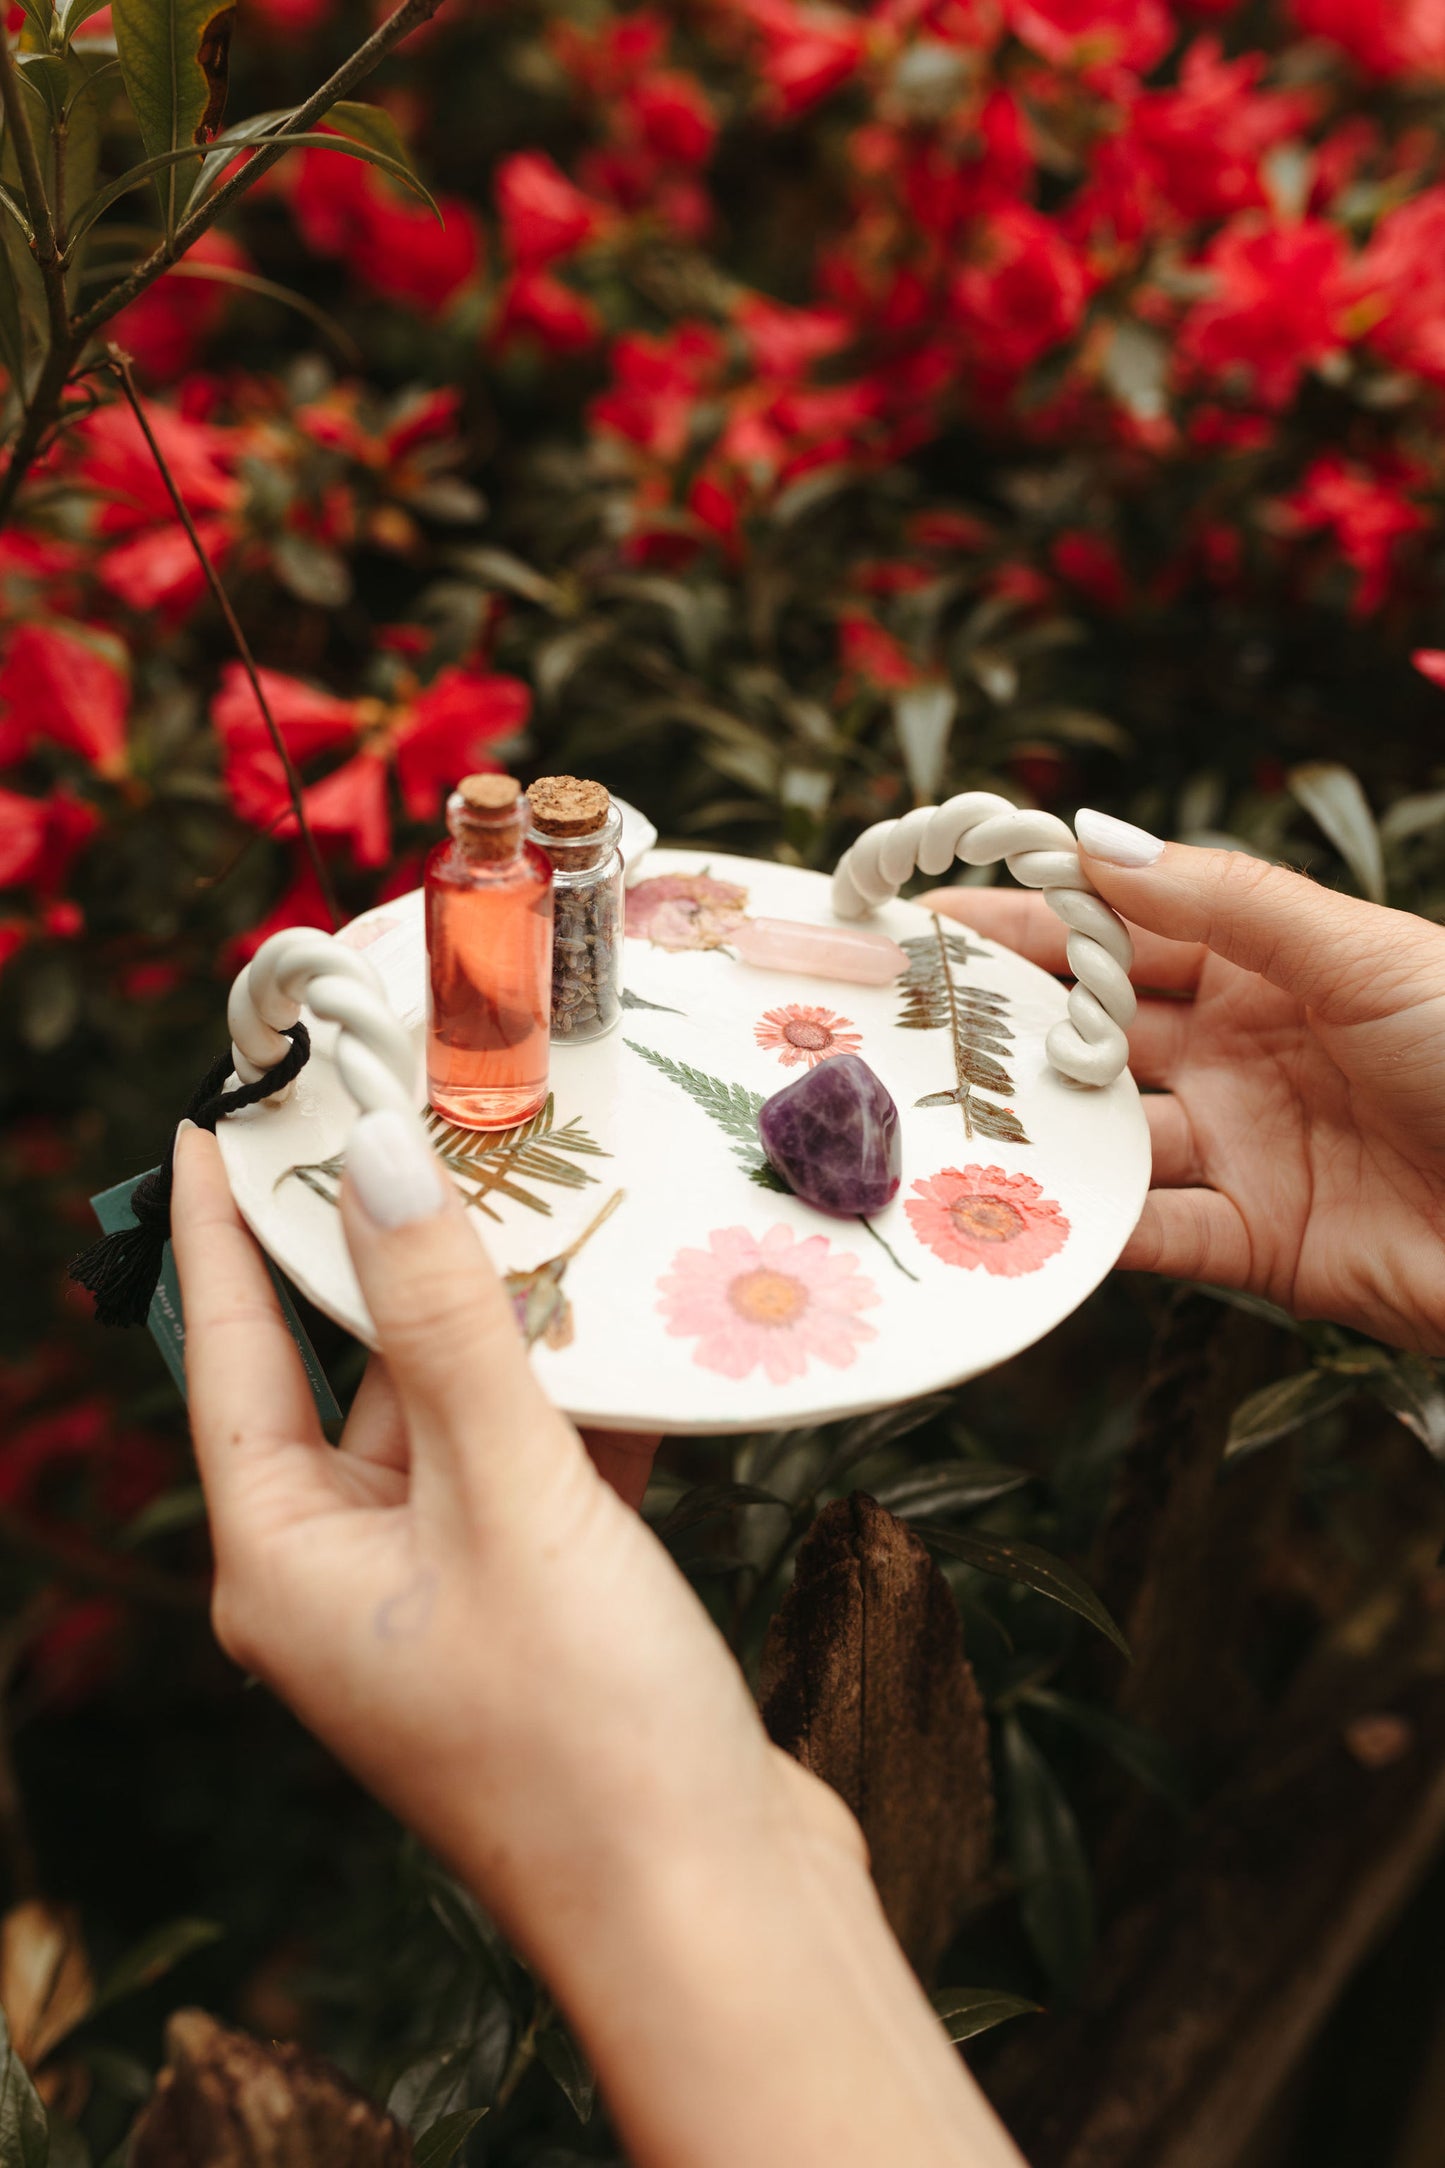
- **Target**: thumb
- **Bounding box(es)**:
[1073,809,1404,1022]
[339,1106,580,1519]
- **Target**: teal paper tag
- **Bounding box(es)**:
[90,1170,342,1423]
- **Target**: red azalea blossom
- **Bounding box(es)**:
[953,205,1091,380]
[294,151,484,311]
[107,231,255,384]
[496,153,614,267]
[1275,456,1426,614]
[1006,0,1172,75]
[1352,187,1445,384]
[494,270,603,356]
[0,788,98,894]
[1292,0,1445,78]
[1178,215,1350,408]
[0,623,129,773]
[214,661,530,868]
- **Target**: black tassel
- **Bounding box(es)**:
[70,1024,312,1329]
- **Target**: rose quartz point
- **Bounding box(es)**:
[732,916,909,984]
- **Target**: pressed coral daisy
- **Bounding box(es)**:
[754,1002,862,1069]
[625,871,749,950]
[906,1165,1070,1276]
[656,1223,879,1383]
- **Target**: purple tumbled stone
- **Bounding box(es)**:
[758,1052,901,1217]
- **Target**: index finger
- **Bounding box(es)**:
[171,1123,321,1520]
[918,885,1208,993]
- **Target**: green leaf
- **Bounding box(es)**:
[930,1986,1041,2044]
[1001,1717,1094,1996]
[388,2042,476,2129]
[535,2022,595,2123]
[812,1393,954,1491]
[0,2004,50,2168]
[1380,788,1445,845]
[654,1480,788,1540]
[119,1483,206,1546]
[624,1040,767,1168]
[872,1459,1032,1519]
[1224,1370,1355,1460]
[44,2118,88,2168]
[112,0,235,235]
[0,239,28,388]
[916,1524,1131,1657]
[1288,761,1385,904]
[1367,1353,1445,1466]
[90,1917,221,2016]
[58,0,115,40]
[412,2108,488,2167]
[326,100,434,209]
[1019,1687,1191,1811]
[272,531,351,608]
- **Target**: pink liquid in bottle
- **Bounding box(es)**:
[426,774,554,1130]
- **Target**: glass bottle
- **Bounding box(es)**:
[526,776,624,1043]
[425,773,553,1130]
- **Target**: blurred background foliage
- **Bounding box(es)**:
[4,0,1445,2157]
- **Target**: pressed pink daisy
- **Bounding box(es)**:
[754,1002,863,1069]
[906,1164,1070,1277]
[657,1223,880,1383]
[625,872,748,951]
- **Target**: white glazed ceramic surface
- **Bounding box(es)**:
[216,849,1151,1435]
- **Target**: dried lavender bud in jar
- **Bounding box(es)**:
[526,776,624,1043]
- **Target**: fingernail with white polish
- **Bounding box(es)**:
[1076,808,1166,869]
[347,1107,447,1228]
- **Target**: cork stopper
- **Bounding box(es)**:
[527,774,611,839]
[458,773,521,812]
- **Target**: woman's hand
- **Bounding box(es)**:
[171,1112,1022,2168]
[924,812,1445,1353]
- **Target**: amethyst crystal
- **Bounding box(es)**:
[759,1053,901,1217]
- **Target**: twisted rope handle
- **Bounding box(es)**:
[227,928,417,1115]
[832,793,1135,1086]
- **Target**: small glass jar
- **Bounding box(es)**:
[526,776,624,1043]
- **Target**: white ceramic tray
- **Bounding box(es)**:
[217,848,1150,1435]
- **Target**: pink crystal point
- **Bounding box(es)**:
[731,916,909,984]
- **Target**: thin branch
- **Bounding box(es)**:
[72,0,448,347]
[0,21,67,347]
[108,351,341,930]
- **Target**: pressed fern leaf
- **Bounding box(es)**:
[624,1040,768,1166]
[282,1096,608,1221]
[898,921,1030,1144]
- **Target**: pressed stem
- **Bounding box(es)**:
[108,351,341,930]
[71,0,449,347]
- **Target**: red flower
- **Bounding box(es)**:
[496,153,613,267]
[106,230,253,384]
[493,270,603,357]
[294,151,483,312]
[628,71,719,166]
[1291,0,1445,79]
[0,787,98,894]
[1052,530,1129,610]
[1275,456,1426,615]
[1125,41,1314,227]
[0,623,128,772]
[736,0,867,115]
[735,295,851,377]
[1178,215,1348,409]
[838,610,919,688]
[1352,188,1445,385]
[214,660,529,868]
[72,398,243,615]
[953,205,1090,378]
[590,324,726,459]
[1006,0,1171,75]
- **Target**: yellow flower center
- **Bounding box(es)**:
[728,1267,809,1327]
[949,1196,1024,1243]
[783,1018,833,1051]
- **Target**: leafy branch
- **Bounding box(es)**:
[0,0,448,528]
[898,921,1030,1144]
